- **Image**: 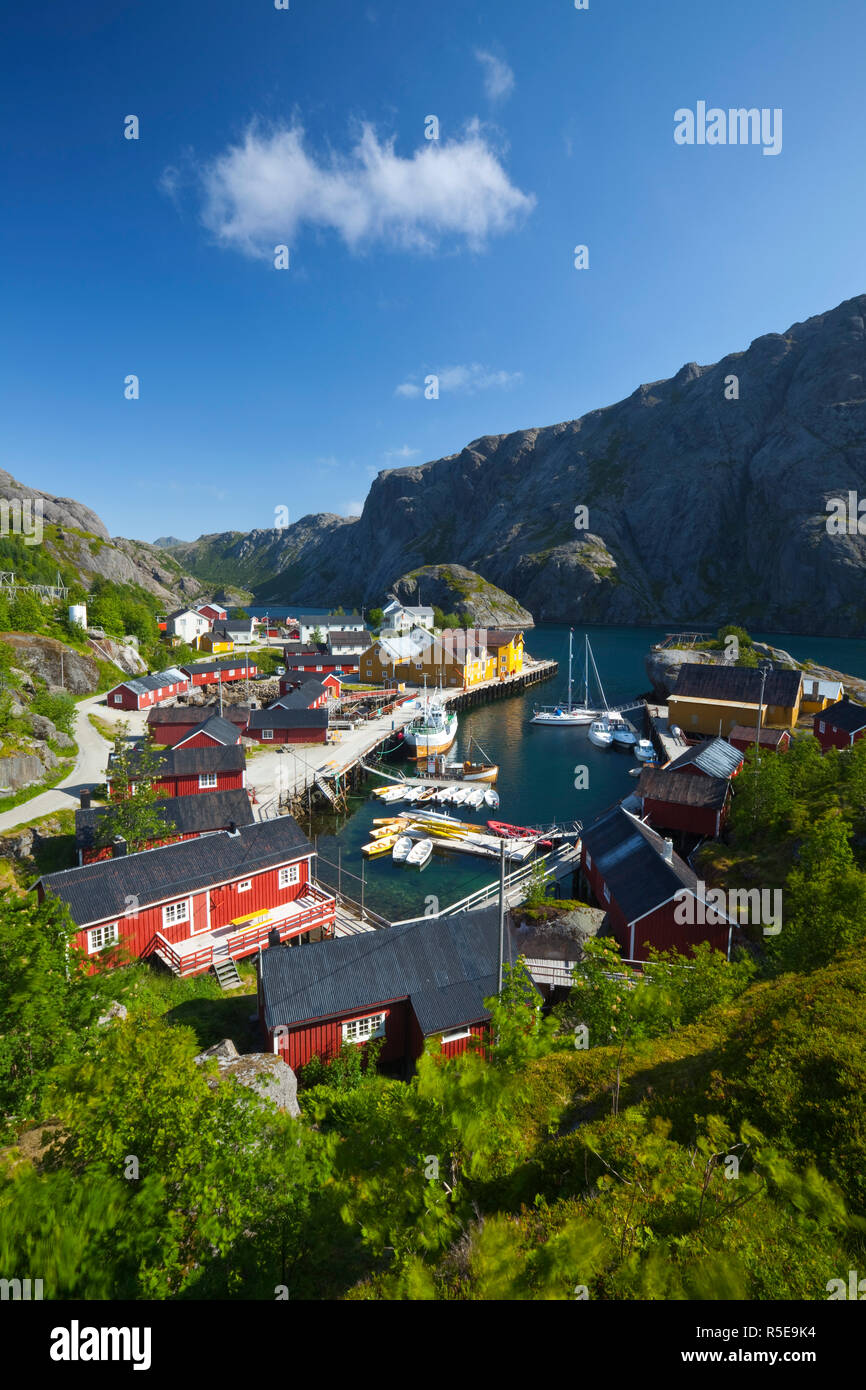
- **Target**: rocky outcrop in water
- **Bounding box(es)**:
[390,565,533,627]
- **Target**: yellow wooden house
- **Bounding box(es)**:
[198,631,234,655]
[799,676,844,716]
[668,663,802,737]
[360,627,524,691]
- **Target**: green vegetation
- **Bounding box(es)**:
[96,724,174,853]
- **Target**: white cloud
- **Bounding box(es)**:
[475,51,515,103]
[345,499,364,517]
[383,445,419,460]
[395,363,522,398]
[191,119,534,258]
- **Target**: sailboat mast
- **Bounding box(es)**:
[567,628,573,711]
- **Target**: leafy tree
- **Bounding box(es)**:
[367,607,384,631]
[97,725,174,852]
[310,626,324,644]
[9,590,44,632]
[0,893,111,1134]
[522,856,555,910]
[231,607,250,620]
[31,689,76,737]
[0,592,10,630]
[770,812,866,972]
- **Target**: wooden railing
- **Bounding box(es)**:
[149,886,337,977]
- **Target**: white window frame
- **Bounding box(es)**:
[88,922,119,954]
[113,693,123,704]
[162,899,190,929]
[278,864,300,889]
[261,728,274,740]
[441,1028,471,1044]
[818,720,825,733]
[198,772,218,789]
[342,1013,386,1044]
[237,879,252,893]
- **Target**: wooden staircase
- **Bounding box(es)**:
[213,954,243,990]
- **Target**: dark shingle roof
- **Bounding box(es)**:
[672,663,802,707]
[247,708,328,730]
[180,658,257,676]
[108,743,246,780]
[665,737,744,779]
[637,768,730,811]
[40,816,312,927]
[176,714,241,746]
[147,705,250,727]
[259,910,507,1035]
[269,682,326,710]
[582,805,734,926]
[728,724,789,747]
[75,789,254,856]
[819,698,866,734]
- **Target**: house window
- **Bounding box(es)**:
[237,880,252,893]
[279,864,300,889]
[199,773,217,789]
[441,1028,471,1044]
[114,693,122,704]
[316,665,323,672]
[342,1013,386,1044]
[818,721,825,733]
[262,729,274,740]
[163,899,190,928]
[88,922,119,954]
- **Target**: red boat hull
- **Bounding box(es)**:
[487,819,536,839]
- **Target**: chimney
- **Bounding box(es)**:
[267,927,281,949]
[662,838,674,862]
[79,788,91,809]
[227,821,240,837]
[112,835,128,858]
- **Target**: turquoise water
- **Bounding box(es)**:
[308,623,866,922]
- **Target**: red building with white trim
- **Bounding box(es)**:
[75,788,254,864]
[181,658,259,688]
[106,667,189,711]
[173,714,242,750]
[147,705,250,746]
[580,805,734,961]
[813,698,866,752]
[636,767,731,839]
[245,708,328,744]
[37,817,336,978]
[106,743,246,798]
[258,911,506,1075]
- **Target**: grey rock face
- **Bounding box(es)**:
[172,294,866,636]
[194,1038,300,1116]
[98,1001,129,1025]
[29,714,58,741]
[2,634,101,694]
[389,564,534,628]
[0,752,51,791]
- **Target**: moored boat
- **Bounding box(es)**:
[635,738,656,761]
[406,837,433,868]
[392,835,414,863]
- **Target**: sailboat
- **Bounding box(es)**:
[530,630,603,725]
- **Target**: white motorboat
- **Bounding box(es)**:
[405,837,433,868]
[531,631,603,725]
[451,787,470,805]
[588,716,616,748]
[612,721,638,749]
[635,739,656,762]
[392,835,414,863]
[467,788,486,810]
[404,694,458,757]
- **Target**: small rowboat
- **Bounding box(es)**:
[362,834,398,857]
[392,835,414,863]
[406,837,433,868]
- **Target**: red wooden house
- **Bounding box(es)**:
[245,708,328,744]
[106,667,189,712]
[636,767,731,838]
[147,705,250,746]
[106,743,246,798]
[173,714,242,750]
[279,672,341,700]
[258,911,508,1075]
[196,603,228,623]
[75,788,254,864]
[728,725,791,755]
[580,805,734,961]
[269,681,328,712]
[814,698,866,752]
[180,658,258,688]
[37,817,336,978]
[664,737,744,780]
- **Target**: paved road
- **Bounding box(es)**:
[0,696,147,834]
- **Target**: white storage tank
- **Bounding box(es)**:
[68,603,88,629]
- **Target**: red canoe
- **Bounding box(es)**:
[487,819,537,839]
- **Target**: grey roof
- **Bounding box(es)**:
[672,662,802,707]
[582,805,734,927]
[212,618,255,635]
[665,737,744,779]
[259,910,508,1035]
[818,697,866,734]
[147,705,250,726]
[75,789,254,855]
[298,613,364,626]
[180,658,257,676]
[269,682,326,710]
[728,724,789,747]
[247,708,328,730]
[328,630,372,646]
[108,743,246,779]
[40,816,313,927]
[176,714,242,746]
[114,667,188,698]
[637,768,730,811]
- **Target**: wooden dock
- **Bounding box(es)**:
[646,703,690,763]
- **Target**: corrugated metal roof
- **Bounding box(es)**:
[259,909,508,1036]
[75,789,254,854]
[39,816,312,926]
[665,737,744,779]
[109,744,246,778]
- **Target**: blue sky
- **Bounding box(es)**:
[1,0,864,542]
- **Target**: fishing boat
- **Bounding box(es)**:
[392,835,414,863]
[406,837,433,868]
[635,739,656,762]
[404,693,458,758]
[530,631,603,725]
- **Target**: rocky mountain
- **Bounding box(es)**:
[0,470,205,607]
[389,565,534,628]
[162,293,866,636]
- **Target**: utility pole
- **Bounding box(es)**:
[753,661,772,826]
[497,838,506,996]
